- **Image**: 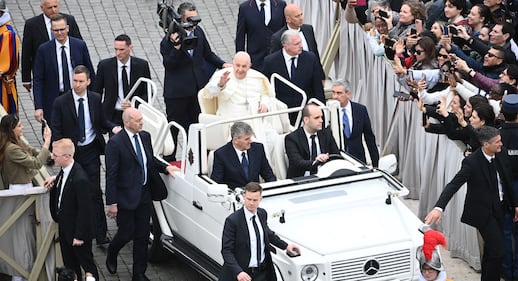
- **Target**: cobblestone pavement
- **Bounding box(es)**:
[9,0,244,280]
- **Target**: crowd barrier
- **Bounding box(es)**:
[294,0,481,270]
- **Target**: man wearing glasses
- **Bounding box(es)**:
[451,46,507,80]
[32,13,94,123]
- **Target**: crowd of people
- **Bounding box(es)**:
[345,0,518,280]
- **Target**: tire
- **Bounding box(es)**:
[148,207,172,262]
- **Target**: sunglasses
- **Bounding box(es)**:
[438,54,449,59]
[415,49,424,55]
[486,52,502,59]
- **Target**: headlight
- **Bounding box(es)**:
[300,264,318,281]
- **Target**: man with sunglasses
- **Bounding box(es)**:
[453,46,507,80]
[32,13,94,124]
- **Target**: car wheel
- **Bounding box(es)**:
[148,207,172,262]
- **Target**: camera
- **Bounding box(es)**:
[448,25,458,35]
[378,10,388,18]
[157,1,201,50]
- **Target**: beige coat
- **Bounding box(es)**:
[1,143,49,188]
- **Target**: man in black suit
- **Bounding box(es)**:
[21,0,82,92]
[32,13,94,123]
[47,138,98,281]
[331,80,379,167]
[425,126,518,281]
[94,34,151,126]
[262,30,325,124]
[51,65,120,245]
[236,0,286,70]
[219,182,300,281]
[211,121,276,189]
[269,4,324,80]
[160,2,229,160]
[105,107,178,281]
[285,103,340,178]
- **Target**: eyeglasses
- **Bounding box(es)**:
[486,52,502,59]
[438,54,449,59]
[415,49,424,55]
[52,27,67,33]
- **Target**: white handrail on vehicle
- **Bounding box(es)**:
[165,120,187,172]
[270,73,307,127]
[125,77,158,106]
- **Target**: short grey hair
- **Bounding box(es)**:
[230,121,254,139]
[477,125,500,144]
[280,29,300,46]
[332,79,352,92]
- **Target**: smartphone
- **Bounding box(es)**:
[356,0,367,7]
[448,25,458,35]
[393,91,411,99]
[407,69,414,82]
[410,28,417,35]
[385,38,395,48]
[378,10,388,18]
[415,19,423,33]
[422,112,428,127]
[443,26,449,36]
[41,119,47,139]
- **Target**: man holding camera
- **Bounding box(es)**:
[160,1,230,160]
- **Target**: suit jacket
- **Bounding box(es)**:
[262,50,325,123]
[344,102,379,166]
[33,37,95,122]
[235,0,286,70]
[21,13,82,83]
[285,127,340,178]
[211,142,276,189]
[270,24,325,80]
[49,162,94,243]
[435,148,518,228]
[94,56,151,120]
[219,207,288,281]
[105,130,169,210]
[50,90,115,153]
[160,26,224,99]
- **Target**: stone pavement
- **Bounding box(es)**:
[8,0,244,280]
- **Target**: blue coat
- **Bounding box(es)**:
[344,102,379,167]
[32,37,95,121]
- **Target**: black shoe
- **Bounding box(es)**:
[96,236,111,245]
[105,252,117,274]
[132,274,150,281]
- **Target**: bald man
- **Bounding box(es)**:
[269,3,324,80]
[203,51,274,117]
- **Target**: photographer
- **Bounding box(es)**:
[159,2,230,161]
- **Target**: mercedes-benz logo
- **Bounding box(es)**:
[363,259,380,276]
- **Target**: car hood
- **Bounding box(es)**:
[266,199,419,256]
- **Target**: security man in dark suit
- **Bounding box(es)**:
[269,3,324,80]
[211,121,276,189]
[51,65,120,245]
[425,126,518,281]
[94,34,151,126]
[219,182,300,281]
[285,103,340,178]
[160,2,229,160]
[21,0,82,92]
[105,107,178,281]
[47,138,98,281]
[262,30,325,125]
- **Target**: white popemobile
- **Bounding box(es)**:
[133,76,424,281]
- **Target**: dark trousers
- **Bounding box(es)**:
[59,234,98,281]
[164,96,200,159]
[75,142,107,241]
[478,215,505,281]
[108,188,151,275]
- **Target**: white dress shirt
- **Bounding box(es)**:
[55,39,72,92]
[117,57,132,110]
[244,208,265,267]
[73,92,95,146]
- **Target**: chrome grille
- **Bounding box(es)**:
[331,249,412,280]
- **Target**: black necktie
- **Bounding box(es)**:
[259,2,265,25]
[134,134,146,185]
[290,57,296,79]
[310,135,317,162]
[55,169,64,209]
[251,215,262,267]
[241,152,249,180]
[122,65,129,97]
[489,158,498,192]
[61,46,70,93]
[78,98,85,142]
